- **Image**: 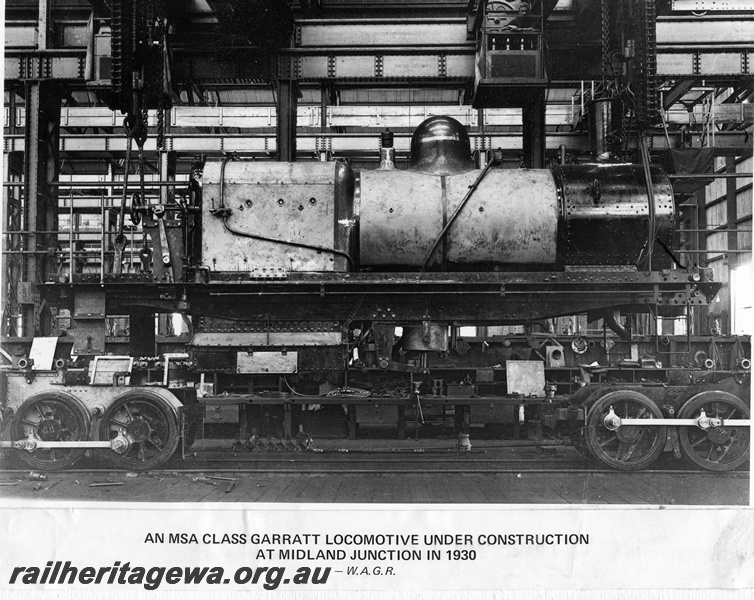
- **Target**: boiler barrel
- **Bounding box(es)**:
[357,163,673,269]
[359,169,559,268]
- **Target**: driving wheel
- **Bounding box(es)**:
[11,392,90,471]
[585,390,666,471]
[99,390,180,470]
[678,391,749,472]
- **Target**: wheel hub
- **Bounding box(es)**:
[126,416,151,443]
[706,426,732,445]
[36,418,62,441]
[615,425,641,444]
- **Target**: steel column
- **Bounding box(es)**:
[726,157,740,269]
[276,80,298,162]
[2,153,24,337]
[38,0,51,51]
[522,91,546,169]
[22,81,62,336]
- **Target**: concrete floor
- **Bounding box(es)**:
[0,469,749,505]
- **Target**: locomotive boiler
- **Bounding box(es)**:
[200,115,675,273]
[0,116,748,475]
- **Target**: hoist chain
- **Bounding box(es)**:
[148,1,167,149]
[141,0,154,129]
[601,0,610,83]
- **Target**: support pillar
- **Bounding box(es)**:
[276,79,298,162]
[726,156,740,270]
[22,80,62,337]
[522,91,546,169]
[2,152,24,337]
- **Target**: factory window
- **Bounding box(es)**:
[731,263,753,335]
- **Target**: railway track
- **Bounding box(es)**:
[1,445,747,504]
[0,449,748,476]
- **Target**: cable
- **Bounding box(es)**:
[326,387,371,398]
[222,216,355,271]
[656,238,687,270]
[283,378,370,398]
[637,136,657,270]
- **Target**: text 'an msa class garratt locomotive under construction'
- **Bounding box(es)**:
[1,114,749,473]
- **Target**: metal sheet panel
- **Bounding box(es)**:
[89,356,133,385]
[699,52,746,75]
[204,403,239,423]
[300,22,467,47]
[334,56,376,78]
[359,170,443,266]
[300,56,330,79]
[671,0,754,11]
[382,55,439,78]
[506,361,545,397]
[236,351,298,373]
[5,26,37,48]
[657,19,754,44]
[193,332,343,347]
[28,337,59,371]
[444,170,558,265]
[657,53,695,76]
[201,161,346,272]
[445,54,476,78]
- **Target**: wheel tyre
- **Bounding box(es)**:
[99,390,180,471]
[585,390,666,471]
[678,391,749,472]
[11,392,91,471]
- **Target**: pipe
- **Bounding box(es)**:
[222,217,355,271]
[605,309,631,341]
[420,152,500,271]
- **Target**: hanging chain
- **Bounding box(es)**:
[150,0,166,150]
[601,0,610,85]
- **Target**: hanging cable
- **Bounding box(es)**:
[637,136,657,270]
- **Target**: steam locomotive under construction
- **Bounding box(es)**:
[0,115,749,473]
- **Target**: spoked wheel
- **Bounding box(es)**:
[11,392,91,471]
[585,391,667,471]
[678,391,750,472]
[99,391,180,470]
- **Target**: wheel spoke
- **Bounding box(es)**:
[145,437,164,451]
[712,443,732,464]
[21,418,38,427]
